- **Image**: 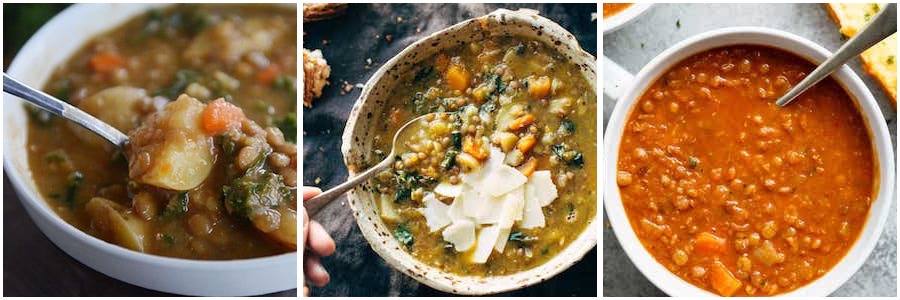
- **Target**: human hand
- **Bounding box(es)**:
[302,187,335,296]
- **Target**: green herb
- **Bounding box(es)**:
[161,192,189,218]
[450,131,462,150]
[161,233,176,246]
[61,171,83,209]
[222,166,293,221]
[394,223,414,249]
[561,119,576,133]
[640,43,645,49]
[393,170,432,203]
[413,66,435,83]
[513,43,526,55]
[274,113,297,143]
[551,144,585,169]
[272,75,296,95]
[45,149,68,164]
[508,231,538,243]
[154,69,200,100]
[441,150,458,170]
[887,56,895,65]
[676,19,681,28]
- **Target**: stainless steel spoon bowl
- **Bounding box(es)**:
[3,72,129,147]
[303,112,441,216]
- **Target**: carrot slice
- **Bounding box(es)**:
[528,76,551,99]
[202,98,246,135]
[462,136,488,160]
[89,53,125,73]
[508,114,535,131]
[709,261,742,296]
[516,135,537,153]
[445,63,470,91]
[517,158,538,177]
[256,65,280,85]
[694,232,727,255]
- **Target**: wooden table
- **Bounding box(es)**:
[303,3,598,296]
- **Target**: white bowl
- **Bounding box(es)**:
[603,27,895,296]
[602,3,653,34]
[3,4,297,296]
[340,9,597,295]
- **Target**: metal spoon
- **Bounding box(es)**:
[303,112,441,216]
[776,3,896,107]
[3,73,129,147]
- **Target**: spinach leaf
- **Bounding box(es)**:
[394,223,414,249]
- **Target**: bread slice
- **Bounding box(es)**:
[303,48,331,108]
[303,3,348,23]
[825,3,897,106]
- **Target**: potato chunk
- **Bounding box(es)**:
[126,94,214,191]
[68,86,164,149]
[85,197,148,252]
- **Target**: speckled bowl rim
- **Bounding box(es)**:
[603,27,895,296]
[340,9,598,295]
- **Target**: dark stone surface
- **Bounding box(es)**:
[303,3,597,297]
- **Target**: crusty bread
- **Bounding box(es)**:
[303,48,331,108]
[825,3,897,106]
[303,3,348,23]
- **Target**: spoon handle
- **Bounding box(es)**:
[3,73,129,147]
[304,155,395,216]
[776,3,896,107]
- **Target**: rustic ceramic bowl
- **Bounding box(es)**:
[4,3,297,296]
[604,27,895,296]
[341,9,597,295]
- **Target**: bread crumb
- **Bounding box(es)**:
[302,48,331,108]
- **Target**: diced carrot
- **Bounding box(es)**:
[709,261,742,296]
[508,114,535,131]
[517,158,538,177]
[445,63,470,91]
[516,134,537,153]
[528,76,552,99]
[202,98,246,135]
[435,54,450,73]
[89,53,125,73]
[462,136,488,160]
[256,65,280,85]
[694,232,727,255]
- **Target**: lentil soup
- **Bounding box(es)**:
[616,46,876,296]
[369,35,597,276]
[26,4,298,260]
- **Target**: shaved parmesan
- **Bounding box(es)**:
[434,182,463,198]
[423,145,560,264]
[494,227,511,253]
[420,193,451,232]
[520,185,546,229]
[527,170,558,207]
[447,190,467,222]
[379,194,400,221]
[442,220,476,251]
[497,186,524,229]
[482,164,528,196]
[462,188,504,224]
[471,225,501,263]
